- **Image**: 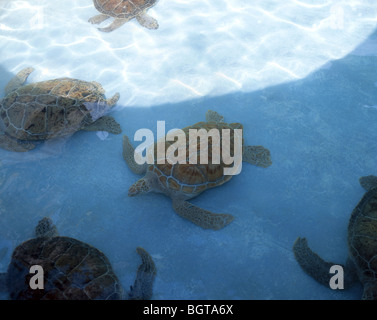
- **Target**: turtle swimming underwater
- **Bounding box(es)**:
[0,67,121,152]
[123,110,272,231]
[293,175,377,300]
[89,0,159,32]
[0,217,156,300]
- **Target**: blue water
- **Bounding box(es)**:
[1,0,377,300]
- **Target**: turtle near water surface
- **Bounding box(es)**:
[123,110,272,231]
[0,217,156,300]
[0,67,121,152]
[89,0,159,32]
[293,175,377,300]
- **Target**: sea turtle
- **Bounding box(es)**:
[0,217,156,300]
[0,67,122,152]
[122,110,272,231]
[293,175,377,300]
[89,0,159,32]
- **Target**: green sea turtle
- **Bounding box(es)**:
[89,0,159,32]
[0,67,121,152]
[293,175,377,300]
[0,217,156,300]
[123,110,272,231]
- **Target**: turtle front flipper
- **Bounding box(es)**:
[242,145,272,168]
[123,135,148,175]
[98,18,128,32]
[0,134,35,152]
[172,199,234,230]
[359,175,377,192]
[293,237,342,287]
[88,13,110,24]
[83,115,122,134]
[4,67,34,95]
[128,178,151,196]
[344,257,359,288]
[136,12,159,30]
[128,247,157,300]
[106,92,120,108]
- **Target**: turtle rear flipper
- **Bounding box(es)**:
[128,247,156,300]
[4,67,34,95]
[243,145,272,168]
[0,134,35,152]
[293,237,347,288]
[172,199,234,230]
[83,115,121,134]
[359,175,377,192]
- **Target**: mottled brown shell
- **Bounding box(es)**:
[348,188,377,284]
[93,0,157,18]
[0,78,109,140]
[6,236,122,300]
[148,121,244,196]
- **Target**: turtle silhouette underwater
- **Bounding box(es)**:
[293,175,377,300]
[89,0,159,32]
[0,217,156,300]
[123,110,272,231]
[0,67,122,152]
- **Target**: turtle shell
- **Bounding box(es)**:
[0,78,109,141]
[6,236,122,300]
[93,0,158,18]
[147,121,244,197]
[348,187,377,288]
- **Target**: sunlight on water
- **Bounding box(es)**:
[0,0,376,107]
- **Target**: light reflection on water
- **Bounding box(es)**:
[1,0,376,107]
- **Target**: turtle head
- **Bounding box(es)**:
[35,217,59,238]
[359,175,377,192]
[128,178,152,197]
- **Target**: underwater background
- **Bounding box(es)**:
[0,0,377,299]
